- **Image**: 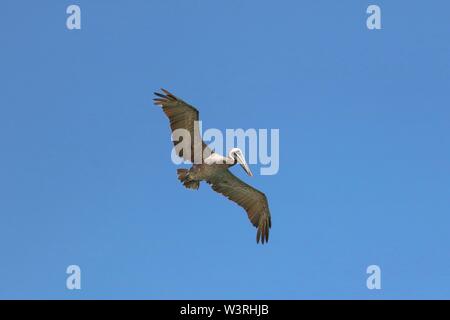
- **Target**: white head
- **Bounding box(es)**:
[229,148,253,176]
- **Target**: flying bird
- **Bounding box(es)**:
[154,89,272,244]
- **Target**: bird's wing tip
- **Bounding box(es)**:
[256,216,270,244]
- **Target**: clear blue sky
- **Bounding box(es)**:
[0,1,449,299]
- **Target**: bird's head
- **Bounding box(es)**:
[229,148,253,177]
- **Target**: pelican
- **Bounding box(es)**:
[154,89,272,244]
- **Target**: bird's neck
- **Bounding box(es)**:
[226,156,236,165]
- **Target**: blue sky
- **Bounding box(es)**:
[0,1,449,299]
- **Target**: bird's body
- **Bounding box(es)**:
[154,89,272,244]
[188,163,231,183]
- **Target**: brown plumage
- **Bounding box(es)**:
[153,88,212,162]
[154,88,272,244]
[206,170,271,244]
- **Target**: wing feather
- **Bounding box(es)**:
[207,170,272,244]
[154,89,212,162]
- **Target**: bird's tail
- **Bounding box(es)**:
[177,169,200,190]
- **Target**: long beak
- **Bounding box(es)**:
[235,153,253,177]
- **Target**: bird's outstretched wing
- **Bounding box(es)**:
[207,170,272,244]
[154,89,212,162]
